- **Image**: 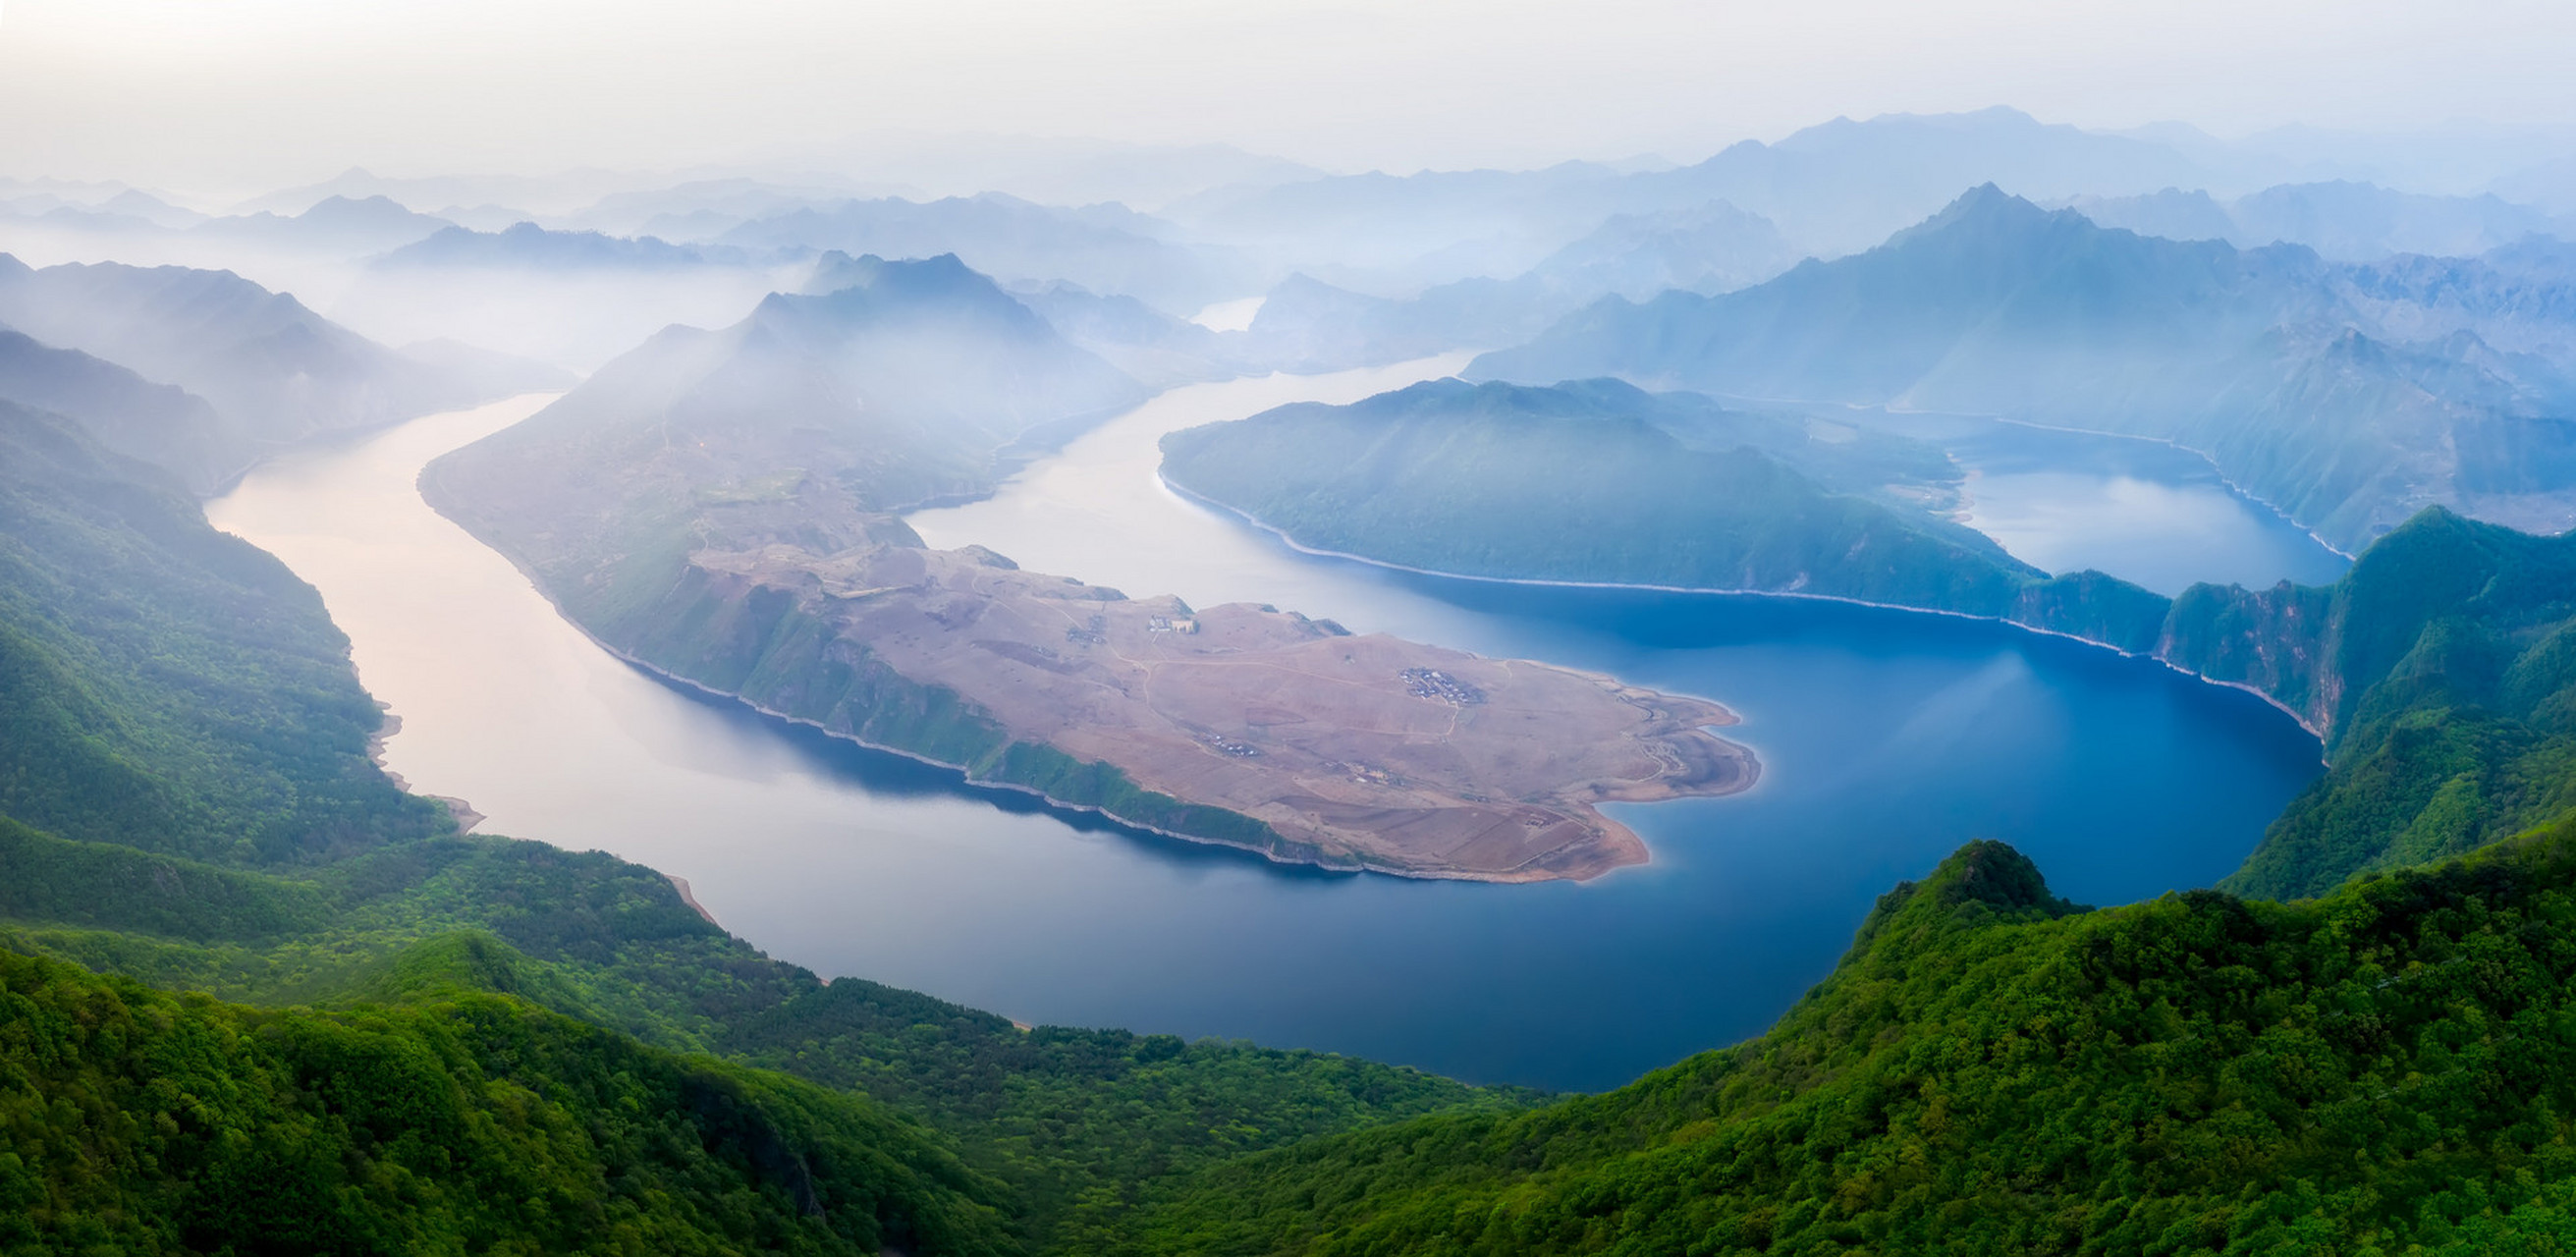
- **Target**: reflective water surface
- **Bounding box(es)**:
[210,362,2325,1091]
[1875,410,2352,595]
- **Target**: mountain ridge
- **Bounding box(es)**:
[1469,186,2576,550]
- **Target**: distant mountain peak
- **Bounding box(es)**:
[1939,182,2042,216]
[1881,183,2074,249]
[803,250,986,300]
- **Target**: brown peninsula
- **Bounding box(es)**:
[687,542,1758,881]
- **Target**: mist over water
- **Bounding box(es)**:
[211,368,2325,1090]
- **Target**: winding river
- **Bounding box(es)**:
[209,358,2329,1091]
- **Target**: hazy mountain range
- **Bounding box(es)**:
[1470,186,2576,551]
[1168,107,2273,287]
[326,223,810,372]
[2069,181,2571,260]
[708,192,1253,313]
[0,254,554,490]
[0,193,455,258]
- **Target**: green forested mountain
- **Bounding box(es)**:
[0,952,1017,1256]
[2166,508,2576,899]
[0,329,238,494]
[1102,831,2576,1254]
[0,398,454,863]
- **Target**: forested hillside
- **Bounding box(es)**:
[1104,830,2576,1254]
[0,398,453,863]
[2168,509,2576,899]
[0,952,1016,1256]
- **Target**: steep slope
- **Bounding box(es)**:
[0,328,238,490]
[1111,829,2576,1254]
[0,400,453,863]
[2165,508,2576,898]
[0,254,521,488]
[1471,186,2576,550]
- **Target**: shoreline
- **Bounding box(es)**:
[668,876,721,928]
[363,707,488,832]
[1155,473,2331,749]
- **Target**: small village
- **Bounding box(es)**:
[1400,667,1487,705]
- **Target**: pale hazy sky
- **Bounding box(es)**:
[4,0,2572,193]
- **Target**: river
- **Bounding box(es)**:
[208,358,2326,1091]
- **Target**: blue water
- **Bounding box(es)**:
[216,368,2326,1094]
[1856,408,2354,595]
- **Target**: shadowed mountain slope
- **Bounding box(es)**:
[0,400,453,864]
[0,329,236,491]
